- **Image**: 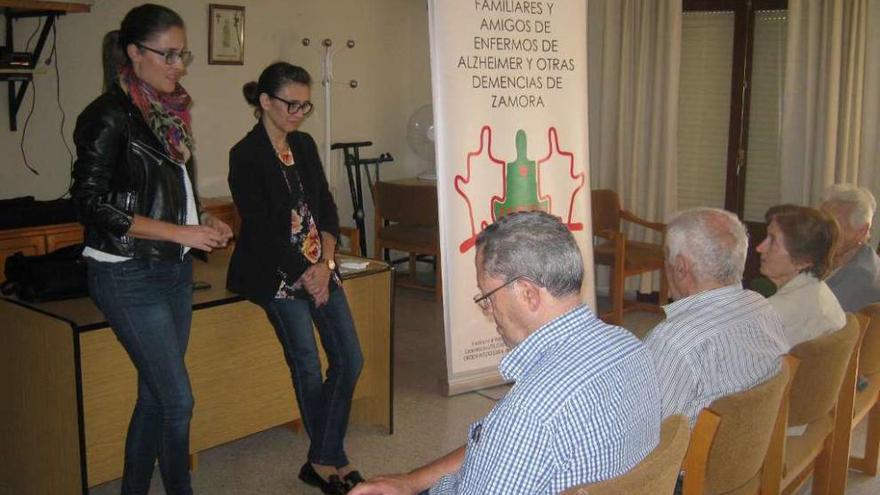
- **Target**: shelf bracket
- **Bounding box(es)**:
[1,8,63,131]
[6,73,32,130]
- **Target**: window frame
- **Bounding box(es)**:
[682,0,787,282]
[682,0,787,215]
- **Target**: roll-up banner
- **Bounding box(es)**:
[429,0,595,395]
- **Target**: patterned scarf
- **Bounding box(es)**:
[119,64,193,164]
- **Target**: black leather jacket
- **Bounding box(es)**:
[71,84,201,260]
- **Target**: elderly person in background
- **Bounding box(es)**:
[757,205,845,348]
[644,208,788,424]
[820,184,880,312]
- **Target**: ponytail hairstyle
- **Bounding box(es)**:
[242,62,312,119]
[102,3,185,92]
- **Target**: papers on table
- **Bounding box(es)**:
[340,261,371,274]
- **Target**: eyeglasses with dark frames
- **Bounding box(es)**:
[269,94,315,116]
[473,275,526,311]
[136,43,193,66]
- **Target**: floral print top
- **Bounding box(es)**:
[275,150,327,299]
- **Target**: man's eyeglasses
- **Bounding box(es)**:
[136,43,193,66]
[269,94,315,116]
[473,275,526,310]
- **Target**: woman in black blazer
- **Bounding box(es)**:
[227,62,363,495]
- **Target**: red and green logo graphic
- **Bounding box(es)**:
[455,126,585,253]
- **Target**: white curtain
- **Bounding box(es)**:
[780,0,880,235]
[588,0,682,293]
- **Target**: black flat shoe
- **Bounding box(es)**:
[343,470,365,490]
[299,462,347,495]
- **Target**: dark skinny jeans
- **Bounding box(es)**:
[87,256,195,495]
[263,283,363,467]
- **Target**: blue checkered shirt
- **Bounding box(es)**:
[430,305,661,494]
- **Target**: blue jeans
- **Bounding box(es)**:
[263,283,363,467]
[87,257,195,495]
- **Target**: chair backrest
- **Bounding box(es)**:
[591,189,622,235]
[564,415,690,495]
[788,314,860,426]
[698,357,793,494]
[858,303,880,376]
[374,181,438,226]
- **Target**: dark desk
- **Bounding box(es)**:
[0,248,392,494]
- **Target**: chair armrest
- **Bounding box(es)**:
[761,355,799,495]
[338,226,361,256]
[621,209,666,233]
[681,409,721,495]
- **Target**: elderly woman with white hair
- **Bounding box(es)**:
[820,184,880,312]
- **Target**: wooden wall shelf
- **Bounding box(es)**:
[1,0,90,130]
[0,1,90,14]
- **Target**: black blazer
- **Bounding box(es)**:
[227,122,340,304]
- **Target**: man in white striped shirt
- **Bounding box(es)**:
[644,207,789,424]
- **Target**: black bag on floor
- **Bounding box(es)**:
[2,243,88,302]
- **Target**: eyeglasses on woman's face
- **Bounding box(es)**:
[136,43,193,66]
[269,94,315,116]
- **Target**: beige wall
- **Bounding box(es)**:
[0,0,432,239]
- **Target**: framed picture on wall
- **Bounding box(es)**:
[208,4,245,65]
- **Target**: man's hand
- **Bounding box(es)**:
[350,445,463,495]
[348,474,419,495]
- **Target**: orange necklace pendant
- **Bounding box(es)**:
[277,148,295,167]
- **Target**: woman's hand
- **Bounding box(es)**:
[302,262,332,306]
[176,225,229,252]
[128,215,229,251]
[201,212,234,246]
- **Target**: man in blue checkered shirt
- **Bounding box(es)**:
[351,211,662,495]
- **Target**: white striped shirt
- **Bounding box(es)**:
[431,305,661,494]
[644,285,789,424]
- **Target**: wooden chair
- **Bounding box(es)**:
[777,314,861,495]
[681,356,797,495]
[826,312,866,494]
[373,180,441,300]
[848,303,880,476]
[563,415,690,495]
[337,226,361,256]
[591,189,667,325]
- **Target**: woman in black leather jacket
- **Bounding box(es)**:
[70,5,231,495]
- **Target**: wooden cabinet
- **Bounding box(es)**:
[0,224,81,282]
[201,196,240,237]
[46,226,86,252]
[0,198,237,283]
[0,233,47,259]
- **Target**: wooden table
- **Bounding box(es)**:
[0,248,393,494]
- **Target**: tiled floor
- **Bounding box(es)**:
[90,286,880,494]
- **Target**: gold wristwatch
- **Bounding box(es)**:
[324,258,336,270]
